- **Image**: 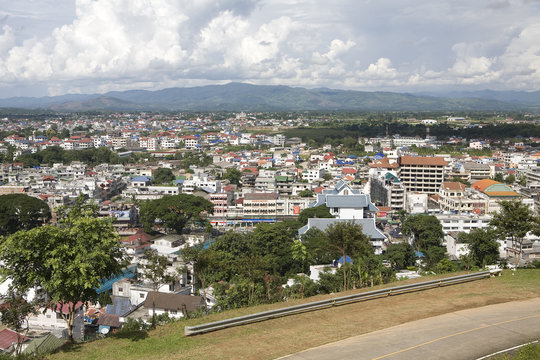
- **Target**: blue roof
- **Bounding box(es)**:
[132,176,151,182]
[337,255,353,264]
[96,266,136,294]
[105,297,132,316]
[415,251,425,258]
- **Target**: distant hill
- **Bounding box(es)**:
[0,83,537,112]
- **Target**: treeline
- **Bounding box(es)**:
[285,122,540,146]
[14,146,128,167]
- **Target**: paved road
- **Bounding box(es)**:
[280,298,540,360]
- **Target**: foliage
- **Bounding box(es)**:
[223,168,242,185]
[490,200,537,269]
[459,228,500,267]
[153,168,175,184]
[0,289,40,355]
[0,209,127,342]
[385,242,416,270]
[182,243,213,311]
[298,189,314,197]
[139,194,214,234]
[325,221,374,290]
[504,174,516,184]
[141,250,174,328]
[424,246,447,271]
[0,194,51,236]
[402,214,444,252]
[97,291,112,307]
[297,205,333,226]
[300,228,334,265]
[15,146,126,167]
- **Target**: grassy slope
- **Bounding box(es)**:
[49,270,540,360]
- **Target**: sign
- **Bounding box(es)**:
[377,211,387,218]
[293,206,301,215]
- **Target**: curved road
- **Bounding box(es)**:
[280,298,540,360]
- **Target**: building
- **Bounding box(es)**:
[398,156,448,194]
[311,180,378,219]
[369,171,406,210]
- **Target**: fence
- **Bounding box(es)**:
[184,270,501,336]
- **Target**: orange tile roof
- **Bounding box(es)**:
[484,191,519,197]
[400,156,448,166]
[472,179,499,192]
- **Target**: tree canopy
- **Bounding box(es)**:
[0,209,127,342]
[297,205,333,226]
[459,228,500,267]
[223,168,242,185]
[139,194,214,234]
[384,242,416,270]
[153,168,175,185]
[490,200,537,269]
[0,194,51,236]
[402,214,444,252]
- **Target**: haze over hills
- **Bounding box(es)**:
[0,83,538,112]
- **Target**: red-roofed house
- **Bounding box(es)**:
[0,328,28,353]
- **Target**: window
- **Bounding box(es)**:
[140,293,145,298]
[169,310,177,315]
[118,287,123,293]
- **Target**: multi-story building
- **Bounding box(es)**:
[398,156,447,194]
[369,171,406,210]
[439,181,487,214]
[460,162,492,181]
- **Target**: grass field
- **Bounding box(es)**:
[49,270,540,360]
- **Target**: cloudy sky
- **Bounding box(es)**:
[1,0,540,98]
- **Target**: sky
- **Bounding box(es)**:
[1,0,540,98]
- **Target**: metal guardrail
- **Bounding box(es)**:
[184,270,501,336]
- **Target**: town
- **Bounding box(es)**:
[0,111,539,355]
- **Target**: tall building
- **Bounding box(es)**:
[398,156,448,194]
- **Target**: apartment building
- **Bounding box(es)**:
[369,171,406,210]
[398,156,447,194]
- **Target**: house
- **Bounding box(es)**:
[143,292,204,319]
[0,328,29,354]
[311,180,378,219]
[27,302,84,338]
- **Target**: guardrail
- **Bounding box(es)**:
[184,269,501,336]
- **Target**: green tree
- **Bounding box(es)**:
[493,173,504,182]
[0,211,126,342]
[153,168,175,185]
[402,214,444,252]
[0,194,51,236]
[298,189,314,197]
[297,205,334,226]
[323,173,332,181]
[182,243,214,311]
[0,289,39,355]
[459,228,500,267]
[504,174,516,184]
[325,221,373,291]
[142,250,174,328]
[490,200,536,270]
[223,168,242,185]
[300,227,334,264]
[518,175,527,187]
[139,194,214,234]
[385,242,416,269]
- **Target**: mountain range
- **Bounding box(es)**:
[0,83,538,112]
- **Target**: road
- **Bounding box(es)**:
[279,298,540,360]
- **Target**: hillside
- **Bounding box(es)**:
[0,83,534,112]
[48,270,540,360]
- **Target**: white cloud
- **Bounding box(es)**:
[2,0,540,95]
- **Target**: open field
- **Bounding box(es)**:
[49,270,540,360]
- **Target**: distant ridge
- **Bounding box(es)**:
[0,83,536,112]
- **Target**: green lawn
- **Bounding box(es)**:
[49,270,540,360]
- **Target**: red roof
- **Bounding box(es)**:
[400,156,448,166]
[0,329,28,350]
